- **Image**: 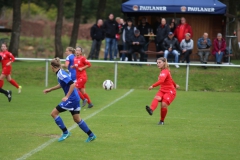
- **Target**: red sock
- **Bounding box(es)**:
[83,93,91,104]
[0,80,4,88]
[160,107,168,122]
[77,91,85,100]
[150,98,159,111]
[9,79,19,88]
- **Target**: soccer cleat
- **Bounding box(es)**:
[82,99,88,107]
[88,103,94,108]
[58,132,71,142]
[146,105,153,116]
[175,65,180,68]
[158,121,164,125]
[85,134,96,142]
[18,86,22,93]
[6,90,12,102]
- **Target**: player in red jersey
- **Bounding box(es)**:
[146,57,179,125]
[71,47,93,108]
[0,54,12,102]
[0,43,22,93]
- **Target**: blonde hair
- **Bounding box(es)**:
[157,57,170,70]
[115,17,121,21]
[66,47,75,54]
[51,57,61,68]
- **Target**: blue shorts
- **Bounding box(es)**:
[58,99,80,111]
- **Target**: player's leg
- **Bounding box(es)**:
[75,80,88,107]
[0,88,12,102]
[51,106,70,142]
[0,73,6,88]
[78,77,93,108]
[159,92,176,125]
[146,92,163,116]
[6,74,22,93]
[80,88,93,108]
[71,111,96,142]
[159,102,168,125]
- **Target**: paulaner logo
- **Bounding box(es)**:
[133,5,138,11]
[188,7,215,12]
[181,6,187,12]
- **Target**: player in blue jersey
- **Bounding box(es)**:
[43,57,96,142]
[62,47,88,107]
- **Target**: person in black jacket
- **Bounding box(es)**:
[128,30,145,62]
[156,18,170,56]
[122,19,136,61]
[138,17,151,61]
[103,14,119,60]
[163,32,180,68]
[89,19,105,59]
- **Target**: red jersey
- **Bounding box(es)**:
[152,69,176,93]
[73,56,91,79]
[0,50,15,68]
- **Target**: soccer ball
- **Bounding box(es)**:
[103,80,114,90]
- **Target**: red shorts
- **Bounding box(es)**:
[1,66,11,75]
[75,76,87,89]
[155,90,176,105]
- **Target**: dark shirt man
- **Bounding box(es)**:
[89,19,105,59]
[103,14,119,60]
[128,30,145,62]
[156,18,170,52]
[163,32,180,68]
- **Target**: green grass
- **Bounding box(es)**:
[0,86,240,160]
[9,60,240,92]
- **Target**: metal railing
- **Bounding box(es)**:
[15,58,240,91]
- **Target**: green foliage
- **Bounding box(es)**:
[45,7,57,20]
[21,3,44,16]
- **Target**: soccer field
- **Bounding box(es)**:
[0,86,240,160]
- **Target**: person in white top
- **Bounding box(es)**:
[180,33,193,63]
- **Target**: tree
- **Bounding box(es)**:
[220,0,240,58]
[96,0,107,23]
[69,0,83,47]
[54,0,64,58]
[9,0,22,57]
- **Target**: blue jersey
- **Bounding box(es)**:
[66,54,76,81]
[57,69,80,102]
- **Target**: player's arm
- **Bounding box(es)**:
[62,60,69,68]
[62,80,75,101]
[6,53,15,66]
[149,71,167,90]
[172,80,180,89]
[43,84,61,94]
[78,59,91,71]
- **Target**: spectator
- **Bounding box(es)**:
[103,13,119,60]
[180,33,193,63]
[114,17,122,60]
[89,19,105,60]
[163,32,180,68]
[169,19,176,33]
[154,17,162,51]
[197,32,212,67]
[128,30,145,62]
[174,17,193,43]
[117,18,125,60]
[212,33,226,64]
[156,18,170,55]
[122,19,136,61]
[138,17,151,61]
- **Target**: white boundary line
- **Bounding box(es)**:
[16,89,134,160]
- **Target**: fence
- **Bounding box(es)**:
[15,58,240,91]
